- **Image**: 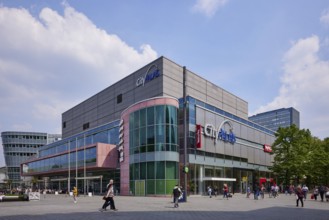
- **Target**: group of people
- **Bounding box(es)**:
[71,180,329,211]
[207,184,230,200]
[293,184,329,208]
[311,185,328,202]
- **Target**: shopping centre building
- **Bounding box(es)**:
[21,56,275,196]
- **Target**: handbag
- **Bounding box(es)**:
[102,196,107,200]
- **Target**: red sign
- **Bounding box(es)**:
[196,124,202,148]
[263,144,272,153]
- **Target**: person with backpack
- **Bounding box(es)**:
[172,184,182,208]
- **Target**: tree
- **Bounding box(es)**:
[269,125,312,186]
[308,138,329,186]
[270,124,329,187]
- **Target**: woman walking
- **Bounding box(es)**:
[100,179,118,212]
[295,185,304,207]
[73,186,78,204]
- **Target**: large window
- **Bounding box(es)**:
[23,147,97,174]
[129,104,179,195]
[129,105,178,154]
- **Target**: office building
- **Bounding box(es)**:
[21,57,275,196]
[1,131,61,188]
[249,107,300,132]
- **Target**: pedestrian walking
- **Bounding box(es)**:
[319,185,326,202]
[172,184,182,208]
[302,185,308,200]
[100,179,118,212]
[73,186,78,204]
[246,185,251,198]
[313,187,319,200]
[223,184,229,200]
[260,184,265,199]
[208,186,212,198]
[295,185,304,207]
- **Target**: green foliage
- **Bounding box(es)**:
[270,125,329,186]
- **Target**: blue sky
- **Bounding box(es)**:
[0,0,329,166]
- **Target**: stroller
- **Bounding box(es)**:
[326,191,329,202]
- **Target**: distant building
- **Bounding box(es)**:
[1,131,61,188]
[249,107,300,132]
[0,166,8,190]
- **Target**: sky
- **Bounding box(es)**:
[0,0,329,167]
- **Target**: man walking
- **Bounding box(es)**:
[173,184,182,208]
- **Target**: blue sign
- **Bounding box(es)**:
[218,128,236,144]
[204,120,236,144]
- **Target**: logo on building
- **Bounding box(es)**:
[263,144,272,153]
[136,64,161,87]
[118,119,124,162]
[196,120,236,148]
[202,119,236,144]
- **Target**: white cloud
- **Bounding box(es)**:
[192,0,228,17]
[320,8,329,25]
[0,5,158,135]
[254,36,329,139]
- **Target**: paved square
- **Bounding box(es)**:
[0,193,328,220]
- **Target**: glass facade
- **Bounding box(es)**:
[249,107,300,132]
[128,105,179,196]
[178,96,275,195]
[23,147,96,174]
[20,121,120,194]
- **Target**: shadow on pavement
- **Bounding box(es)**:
[1,207,329,220]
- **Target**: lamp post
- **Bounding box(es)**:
[183,66,188,201]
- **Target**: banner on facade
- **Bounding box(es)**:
[196,124,202,148]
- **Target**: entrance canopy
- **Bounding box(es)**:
[203,177,236,182]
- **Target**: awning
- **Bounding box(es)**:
[202,177,236,182]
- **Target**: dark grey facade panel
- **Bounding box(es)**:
[97,99,115,118]
[97,86,115,106]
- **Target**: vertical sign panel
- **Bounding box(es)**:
[196,124,202,148]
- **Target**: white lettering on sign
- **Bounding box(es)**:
[263,144,272,153]
[202,120,236,144]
